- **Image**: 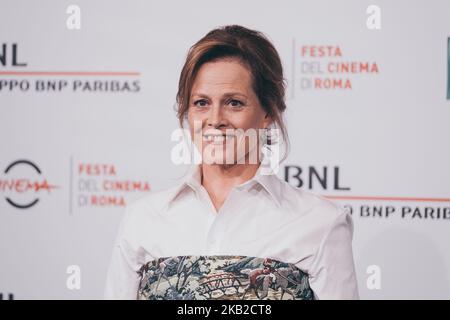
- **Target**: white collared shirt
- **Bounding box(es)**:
[104,164,359,299]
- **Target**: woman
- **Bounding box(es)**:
[105,25,359,300]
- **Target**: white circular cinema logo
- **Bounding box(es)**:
[0,159,58,209]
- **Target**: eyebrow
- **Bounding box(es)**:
[191,92,248,99]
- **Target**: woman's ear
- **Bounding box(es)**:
[263,113,273,129]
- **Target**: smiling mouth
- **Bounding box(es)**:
[202,134,235,143]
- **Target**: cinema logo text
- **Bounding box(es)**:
[75,163,151,209]
[0,160,58,209]
[293,44,379,91]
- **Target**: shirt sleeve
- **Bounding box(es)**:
[104,205,142,300]
[308,206,359,299]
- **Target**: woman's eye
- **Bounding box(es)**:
[229,99,243,107]
[194,100,208,107]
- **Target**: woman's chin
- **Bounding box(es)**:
[201,155,235,166]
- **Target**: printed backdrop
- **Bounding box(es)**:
[1,0,449,299]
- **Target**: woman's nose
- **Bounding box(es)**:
[207,104,226,128]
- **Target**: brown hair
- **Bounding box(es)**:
[176,24,289,160]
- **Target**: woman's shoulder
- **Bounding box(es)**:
[276,176,351,224]
[122,184,182,220]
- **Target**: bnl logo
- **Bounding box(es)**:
[448,37,450,100]
[0,293,14,300]
[0,43,27,67]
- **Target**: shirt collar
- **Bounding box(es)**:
[247,165,283,208]
[164,164,282,210]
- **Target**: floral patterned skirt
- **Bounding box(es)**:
[137,255,315,300]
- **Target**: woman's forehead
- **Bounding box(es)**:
[192,60,253,96]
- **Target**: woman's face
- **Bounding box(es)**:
[187,58,272,166]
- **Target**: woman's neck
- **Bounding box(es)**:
[200,163,260,213]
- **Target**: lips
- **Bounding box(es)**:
[202,129,235,144]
